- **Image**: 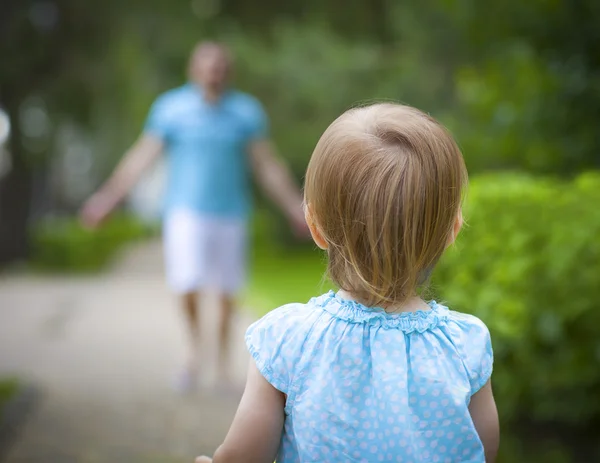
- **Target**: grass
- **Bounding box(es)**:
[0,378,20,412]
[243,214,333,316]
[245,242,332,316]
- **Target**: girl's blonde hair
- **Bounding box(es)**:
[304,103,467,308]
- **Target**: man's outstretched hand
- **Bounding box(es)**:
[195,457,212,463]
[289,209,311,239]
[79,191,117,229]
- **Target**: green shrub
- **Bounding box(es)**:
[433,172,600,427]
[31,214,153,272]
[0,378,19,411]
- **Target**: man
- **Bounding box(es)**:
[80,42,306,392]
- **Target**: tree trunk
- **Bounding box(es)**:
[0,102,32,265]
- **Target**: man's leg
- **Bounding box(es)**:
[216,292,236,383]
[164,209,206,392]
[181,290,201,372]
[172,290,202,392]
[213,218,247,386]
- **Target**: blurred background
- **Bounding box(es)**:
[1,0,599,462]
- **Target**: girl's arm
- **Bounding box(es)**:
[196,360,286,463]
[469,380,500,463]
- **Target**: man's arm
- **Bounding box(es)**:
[249,139,307,234]
[80,133,163,228]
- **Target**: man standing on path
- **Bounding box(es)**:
[80,42,307,392]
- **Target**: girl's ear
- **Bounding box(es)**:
[305,204,328,250]
[447,208,463,247]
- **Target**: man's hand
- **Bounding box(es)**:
[195,457,212,463]
[80,190,118,229]
[249,139,308,239]
[288,206,310,239]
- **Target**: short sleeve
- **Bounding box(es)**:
[449,313,494,395]
[245,303,307,396]
[143,96,172,142]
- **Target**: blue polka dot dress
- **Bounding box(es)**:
[246,291,493,463]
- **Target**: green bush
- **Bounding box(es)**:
[433,172,600,428]
[31,214,153,272]
[0,378,19,411]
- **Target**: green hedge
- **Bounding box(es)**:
[31,214,153,272]
[433,172,600,431]
[0,378,19,412]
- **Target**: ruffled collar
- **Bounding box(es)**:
[314,291,449,333]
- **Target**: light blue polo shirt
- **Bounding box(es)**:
[144,84,268,219]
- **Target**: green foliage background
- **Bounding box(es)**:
[29,0,594,183]
[4,0,600,460]
[434,174,600,446]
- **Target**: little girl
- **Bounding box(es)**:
[196,103,499,463]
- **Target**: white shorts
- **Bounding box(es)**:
[163,209,247,295]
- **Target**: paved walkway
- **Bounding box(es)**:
[0,240,254,462]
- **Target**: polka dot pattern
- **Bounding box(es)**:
[246,292,493,462]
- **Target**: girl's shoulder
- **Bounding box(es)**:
[446,308,491,337]
[442,309,494,394]
[246,292,338,337]
[249,299,314,328]
[444,308,493,356]
[245,298,324,404]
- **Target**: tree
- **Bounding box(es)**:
[0,0,118,264]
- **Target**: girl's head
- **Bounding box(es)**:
[304,103,467,308]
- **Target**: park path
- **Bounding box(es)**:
[0,240,254,462]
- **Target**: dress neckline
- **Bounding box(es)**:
[314,291,449,332]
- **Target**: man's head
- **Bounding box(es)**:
[188,42,232,92]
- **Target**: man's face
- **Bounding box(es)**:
[190,45,230,90]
